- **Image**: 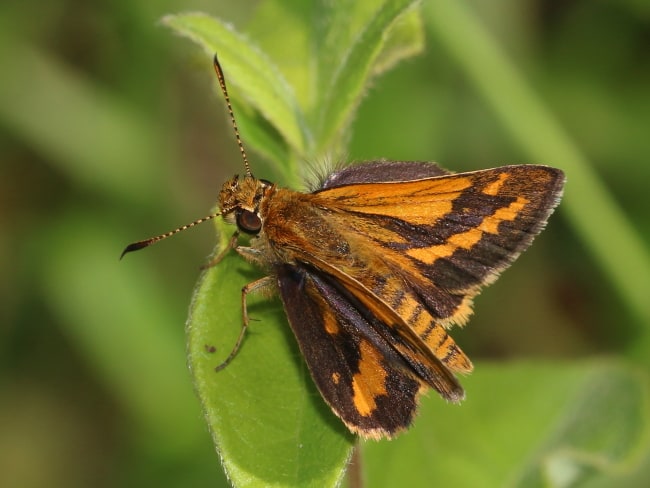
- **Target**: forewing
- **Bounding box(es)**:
[320,160,450,188]
[311,164,565,327]
[276,263,461,439]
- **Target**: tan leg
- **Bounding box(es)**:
[214,275,276,371]
[201,231,240,269]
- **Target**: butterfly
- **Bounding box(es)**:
[122,55,565,439]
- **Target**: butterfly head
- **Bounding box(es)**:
[219,175,274,235]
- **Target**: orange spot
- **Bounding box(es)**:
[395,296,419,321]
[331,372,341,385]
[407,228,481,262]
[427,327,474,374]
[478,196,528,234]
[422,325,448,351]
[445,346,474,373]
[407,196,529,264]
[351,340,388,417]
[482,172,509,196]
[319,177,473,226]
[411,308,434,335]
[323,307,340,334]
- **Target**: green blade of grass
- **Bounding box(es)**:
[423,1,650,344]
[0,44,166,205]
[363,360,650,487]
[40,212,205,457]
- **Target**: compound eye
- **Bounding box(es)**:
[236,209,262,234]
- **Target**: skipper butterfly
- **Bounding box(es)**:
[122,55,565,439]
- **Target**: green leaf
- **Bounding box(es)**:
[187,221,354,488]
[312,0,423,154]
[162,12,309,170]
[362,361,650,487]
[163,1,424,174]
[247,0,424,123]
[175,3,426,485]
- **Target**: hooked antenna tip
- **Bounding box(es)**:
[120,240,152,260]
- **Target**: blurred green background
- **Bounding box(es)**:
[1,1,649,487]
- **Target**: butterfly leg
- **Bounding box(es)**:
[214,275,275,371]
[201,230,240,269]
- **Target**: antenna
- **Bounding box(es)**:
[120,213,220,259]
[213,54,252,177]
[121,53,250,259]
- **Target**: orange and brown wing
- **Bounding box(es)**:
[266,162,563,412]
[311,164,565,330]
[276,262,462,439]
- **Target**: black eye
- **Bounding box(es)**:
[236,209,262,234]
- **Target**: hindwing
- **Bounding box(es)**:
[276,263,461,439]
